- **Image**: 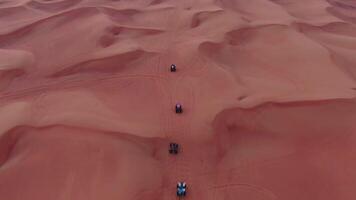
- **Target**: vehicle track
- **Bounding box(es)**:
[0,74,168,101]
[150,2,191,200]
[154,2,208,199]
[210,182,278,200]
[167,26,199,200]
[155,1,218,199]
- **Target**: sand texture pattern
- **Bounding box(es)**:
[1,0,356,200]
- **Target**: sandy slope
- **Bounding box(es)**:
[1,0,356,199]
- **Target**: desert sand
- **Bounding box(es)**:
[1,0,356,199]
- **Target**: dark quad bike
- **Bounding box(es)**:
[169,143,179,154]
[177,182,187,197]
[175,104,183,114]
[170,64,177,72]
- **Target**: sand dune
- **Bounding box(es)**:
[1,0,356,199]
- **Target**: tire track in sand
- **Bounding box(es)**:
[150,2,191,200]
[153,1,201,199]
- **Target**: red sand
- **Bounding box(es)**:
[1,0,356,199]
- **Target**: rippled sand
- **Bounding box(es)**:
[1,0,356,199]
